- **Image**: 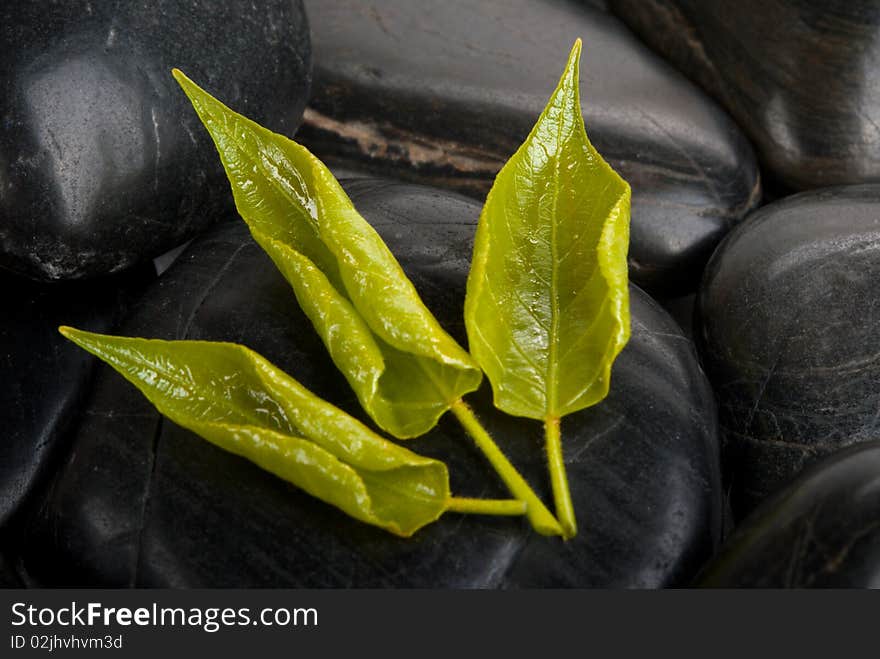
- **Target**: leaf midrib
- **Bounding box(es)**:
[546,99,566,420]
[124,353,290,435]
[205,106,337,279]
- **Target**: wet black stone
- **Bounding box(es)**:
[24,181,720,587]
[697,441,880,588]
[0,0,310,281]
[609,0,880,191]
[0,267,152,527]
[697,185,880,519]
[298,0,759,295]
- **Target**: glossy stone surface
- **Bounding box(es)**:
[697,185,880,518]
[24,181,720,587]
[697,442,880,588]
[609,0,880,190]
[0,0,310,280]
[299,0,759,294]
[0,267,152,527]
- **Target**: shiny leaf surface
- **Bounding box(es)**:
[173,70,481,438]
[59,327,449,537]
[465,40,631,421]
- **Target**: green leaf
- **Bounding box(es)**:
[59,326,450,537]
[172,70,481,439]
[464,39,631,422]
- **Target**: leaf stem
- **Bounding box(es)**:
[545,416,576,539]
[447,497,526,516]
[450,400,563,536]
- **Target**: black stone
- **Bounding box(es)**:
[657,293,696,340]
[0,551,22,588]
[0,0,311,281]
[24,180,721,587]
[697,441,880,588]
[298,0,759,295]
[609,0,880,191]
[697,185,880,519]
[0,267,152,527]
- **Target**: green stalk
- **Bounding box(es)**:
[446,498,526,516]
[450,400,563,536]
[545,416,576,539]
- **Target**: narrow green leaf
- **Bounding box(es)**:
[464,39,631,421]
[172,70,481,438]
[59,326,450,537]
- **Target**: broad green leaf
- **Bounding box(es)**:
[173,70,481,439]
[59,326,449,537]
[464,39,631,421]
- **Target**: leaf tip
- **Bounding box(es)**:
[172,70,214,115]
[57,325,97,352]
[567,38,583,72]
[171,68,199,97]
[553,38,583,107]
[58,325,102,357]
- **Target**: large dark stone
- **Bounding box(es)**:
[0,267,152,527]
[697,441,880,588]
[298,0,759,295]
[697,185,880,519]
[609,0,880,190]
[24,180,721,587]
[0,0,310,280]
